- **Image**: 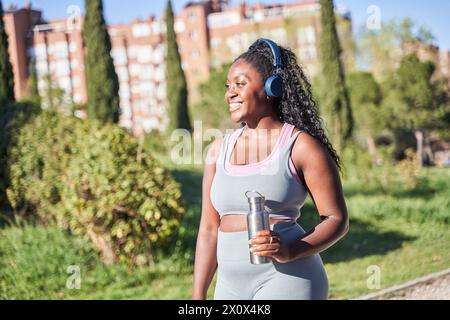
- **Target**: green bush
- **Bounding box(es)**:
[342,141,399,190]
[6,110,185,266]
[0,102,41,205]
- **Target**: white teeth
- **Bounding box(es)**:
[229,102,242,112]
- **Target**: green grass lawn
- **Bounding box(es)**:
[0,166,449,300]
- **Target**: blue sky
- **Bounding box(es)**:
[4,0,450,50]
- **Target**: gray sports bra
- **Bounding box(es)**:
[210,123,308,220]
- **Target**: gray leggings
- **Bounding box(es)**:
[214,220,329,300]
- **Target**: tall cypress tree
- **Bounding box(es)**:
[28,58,41,105]
[83,0,119,123]
[0,0,15,105]
[318,0,353,151]
[165,0,192,133]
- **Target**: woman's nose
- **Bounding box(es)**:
[226,87,238,101]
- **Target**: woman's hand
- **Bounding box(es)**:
[249,230,292,264]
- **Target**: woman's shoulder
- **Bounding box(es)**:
[291,130,330,168]
[291,129,319,149]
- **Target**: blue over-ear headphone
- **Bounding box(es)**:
[257,38,283,98]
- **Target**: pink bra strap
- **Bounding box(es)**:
[279,124,295,148]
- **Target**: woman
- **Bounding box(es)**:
[192,38,349,300]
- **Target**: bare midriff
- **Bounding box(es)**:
[219,214,290,232]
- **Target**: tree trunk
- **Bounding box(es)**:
[88,229,116,265]
[366,135,379,164]
[423,130,434,166]
[414,129,424,170]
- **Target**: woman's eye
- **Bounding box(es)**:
[225,82,245,90]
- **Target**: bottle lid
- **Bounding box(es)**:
[245,190,265,212]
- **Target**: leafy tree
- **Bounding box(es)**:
[346,71,382,160]
[165,0,192,133]
[41,74,65,112]
[192,63,233,131]
[382,54,449,167]
[0,0,14,105]
[27,58,41,106]
[318,0,353,152]
[83,0,120,123]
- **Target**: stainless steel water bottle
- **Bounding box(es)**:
[246,190,270,264]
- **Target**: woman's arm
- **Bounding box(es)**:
[192,138,222,300]
[288,132,349,260]
[249,132,349,263]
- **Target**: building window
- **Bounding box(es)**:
[151,21,166,35]
[254,10,264,22]
[53,42,69,59]
[140,82,153,97]
[298,26,316,45]
[128,45,138,59]
[174,19,185,33]
[191,49,200,59]
[120,84,130,99]
[36,61,48,76]
[210,38,220,48]
[70,59,78,69]
[132,23,151,37]
[226,36,241,55]
[57,77,72,92]
[152,46,164,64]
[33,44,47,60]
[117,67,129,82]
[72,76,80,87]
[189,30,198,40]
[207,12,241,28]
[129,64,140,77]
[69,42,77,52]
[139,66,152,80]
[157,85,165,100]
[73,94,83,104]
[265,7,283,18]
[299,44,317,61]
[137,46,152,64]
[188,12,197,22]
[155,66,165,81]
[55,61,70,77]
[111,47,127,65]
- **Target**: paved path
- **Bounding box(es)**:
[354,269,450,300]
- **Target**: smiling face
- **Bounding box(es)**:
[225,59,272,124]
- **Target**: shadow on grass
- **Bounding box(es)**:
[171,168,203,206]
[343,173,444,200]
[0,203,14,229]
[298,202,416,264]
[166,168,203,263]
[343,183,438,200]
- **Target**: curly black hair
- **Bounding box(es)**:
[235,40,342,172]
